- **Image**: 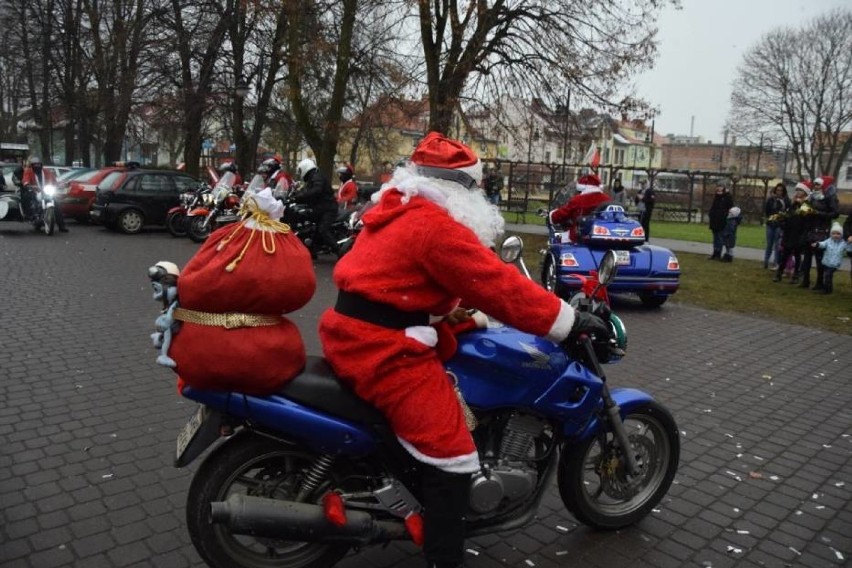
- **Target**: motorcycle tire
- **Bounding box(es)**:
[42,208,55,235]
[557,401,679,530]
[541,254,563,295]
[188,215,211,243]
[638,292,668,308]
[186,432,350,568]
[166,211,188,238]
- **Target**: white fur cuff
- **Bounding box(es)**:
[405,325,438,347]
[545,301,576,343]
[397,437,481,474]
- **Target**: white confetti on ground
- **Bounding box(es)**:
[754,455,764,461]
[726,470,743,482]
[465,549,479,556]
[835,481,845,487]
[789,547,802,556]
[769,475,780,481]
[555,551,568,556]
[555,525,570,533]
[101,473,113,479]
[525,560,535,567]
[830,547,844,561]
[733,508,741,513]
[726,545,743,554]
[812,493,820,499]
[736,530,750,535]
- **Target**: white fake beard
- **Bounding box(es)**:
[375,165,505,247]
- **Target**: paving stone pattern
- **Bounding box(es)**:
[0,223,849,568]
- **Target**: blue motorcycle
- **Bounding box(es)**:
[541,203,681,307]
[174,239,679,568]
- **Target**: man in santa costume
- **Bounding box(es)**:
[548,173,611,241]
[319,132,608,568]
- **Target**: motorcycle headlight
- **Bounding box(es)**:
[43,184,57,196]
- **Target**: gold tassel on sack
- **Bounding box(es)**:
[215,195,292,272]
[447,372,477,431]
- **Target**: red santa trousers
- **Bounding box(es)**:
[319,309,478,473]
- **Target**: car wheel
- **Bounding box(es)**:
[638,292,667,308]
[117,209,144,234]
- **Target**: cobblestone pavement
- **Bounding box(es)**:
[0,222,850,568]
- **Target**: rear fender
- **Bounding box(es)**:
[167,206,185,215]
[187,207,209,216]
[569,387,657,441]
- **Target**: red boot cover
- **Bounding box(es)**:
[405,512,425,547]
[179,222,315,315]
[322,492,347,527]
[171,317,305,394]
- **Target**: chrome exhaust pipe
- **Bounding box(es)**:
[210,494,407,545]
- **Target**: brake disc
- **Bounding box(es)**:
[598,435,654,500]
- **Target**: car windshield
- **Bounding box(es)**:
[71,170,102,183]
[58,168,95,182]
[97,171,125,191]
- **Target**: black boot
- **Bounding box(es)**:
[707,250,721,260]
[422,467,471,568]
[721,254,733,262]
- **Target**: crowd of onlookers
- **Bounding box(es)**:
[709,177,850,295]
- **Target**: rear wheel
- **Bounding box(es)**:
[638,292,668,308]
[187,433,349,568]
[166,211,188,238]
[42,208,55,235]
[117,209,144,234]
[558,402,679,530]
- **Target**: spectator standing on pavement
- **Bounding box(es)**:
[763,183,789,269]
[773,183,810,283]
[483,166,503,205]
[611,177,626,206]
[707,184,733,260]
[640,182,655,241]
[720,206,742,262]
[798,177,839,290]
[810,222,847,294]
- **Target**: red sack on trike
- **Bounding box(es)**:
[170,189,315,394]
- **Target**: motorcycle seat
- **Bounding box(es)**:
[279,356,387,425]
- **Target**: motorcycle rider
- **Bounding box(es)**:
[292,158,340,259]
[257,157,293,194]
[336,164,358,211]
[21,156,68,232]
[548,173,610,242]
[318,132,609,568]
[217,161,243,187]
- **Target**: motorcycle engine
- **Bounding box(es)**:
[469,414,547,515]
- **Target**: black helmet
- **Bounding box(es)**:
[257,157,280,176]
[337,164,353,182]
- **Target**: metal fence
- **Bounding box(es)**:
[491,160,783,225]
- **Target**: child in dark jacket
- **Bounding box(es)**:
[773,183,810,283]
[720,206,742,262]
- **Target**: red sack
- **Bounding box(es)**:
[178,221,315,314]
[171,318,305,394]
[170,192,316,393]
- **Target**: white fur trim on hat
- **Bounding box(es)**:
[545,300,576,343]
[831,222,842,234]
[814,177,824,186]
[397,436,481,474]
[577,183,602,195]
[794,182,811,195]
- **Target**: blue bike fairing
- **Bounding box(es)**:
[181,387,378,455]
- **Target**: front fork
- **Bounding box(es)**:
[581,337,640,476]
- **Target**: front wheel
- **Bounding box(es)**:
[166,211,188,238]
[42,208,55,235]
[188,215,212,243]
[187,433,350,568]
[558,402,679,530]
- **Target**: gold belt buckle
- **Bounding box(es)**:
[224,313,247,329]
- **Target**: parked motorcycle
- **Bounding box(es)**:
[0,182,58,235]
[279,186,358,258]
[169,237,679,568]
[166,184,212,238]
[187,172,242,243]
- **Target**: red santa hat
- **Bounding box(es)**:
[794,181,811,195]
[576,174,602,194]
[410,132,482,189]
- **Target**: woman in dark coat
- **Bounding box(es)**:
[708,184,734,260]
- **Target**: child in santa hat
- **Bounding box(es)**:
[547,173,611,241]
[318,132,608,568]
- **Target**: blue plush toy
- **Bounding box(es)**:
[148,261,181,368]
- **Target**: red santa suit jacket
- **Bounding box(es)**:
[549,190,610,241]
[337,179,358,208]
[21,167,57,188]
[319,189,575,473]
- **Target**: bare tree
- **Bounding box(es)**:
[413,0,674,134]
[729,9,852,180]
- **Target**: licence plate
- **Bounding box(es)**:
[176,406,206,461]
[615,250,631,265]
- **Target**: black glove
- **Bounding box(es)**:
[568,311,610,340]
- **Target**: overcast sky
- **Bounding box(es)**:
[634,0,849,142]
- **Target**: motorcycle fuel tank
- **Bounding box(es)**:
[446,325,603,422]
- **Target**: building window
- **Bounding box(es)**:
[615,149,625,165]
[545,151,551,163]
[604,148,610,164]
[846,165,852,181]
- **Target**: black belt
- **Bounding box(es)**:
[334,290,429,330]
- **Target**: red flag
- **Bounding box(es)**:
[583,142,601,168]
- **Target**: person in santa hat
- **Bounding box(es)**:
[772,182,811,283]
[318,131,608,568]
[547,173,611,242]
[336,164,358,211]
[797,176,839,290]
